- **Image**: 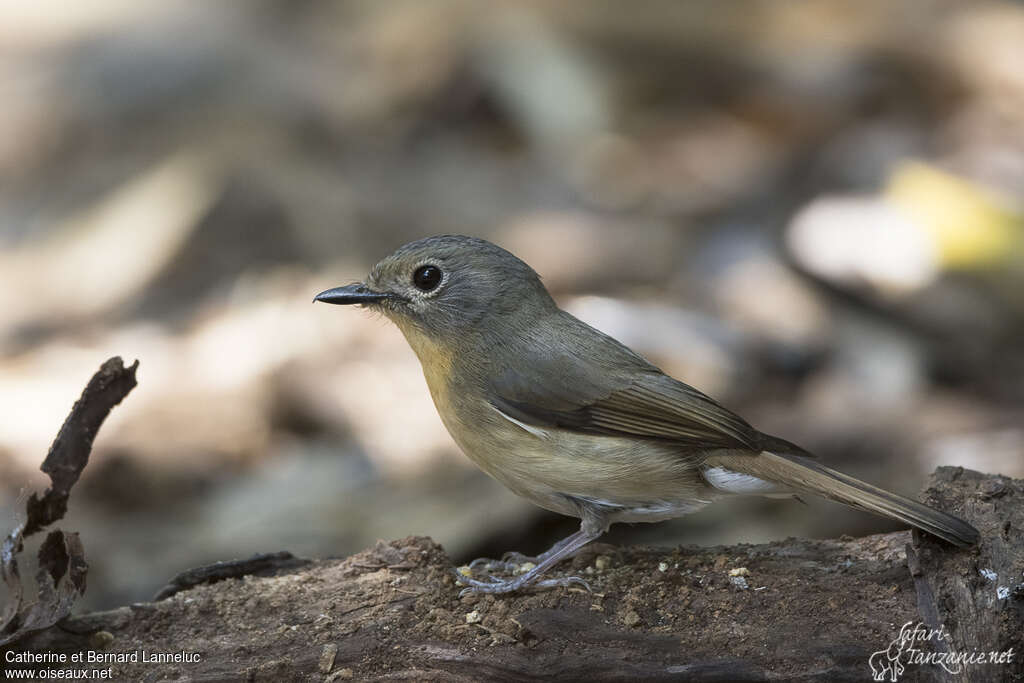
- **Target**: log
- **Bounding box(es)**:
[3,468,1021,682]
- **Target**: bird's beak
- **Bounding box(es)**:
[313,283,392,305]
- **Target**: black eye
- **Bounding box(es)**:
[412,265,442,292]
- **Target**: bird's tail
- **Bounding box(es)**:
[704,451,979,547]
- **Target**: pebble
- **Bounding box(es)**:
[319,644,338,674]
[89,631,114,649]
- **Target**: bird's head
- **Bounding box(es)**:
[315,235,555,356]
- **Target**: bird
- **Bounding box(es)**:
[314,235,979,595]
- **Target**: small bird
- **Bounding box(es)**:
[314,235,978,595]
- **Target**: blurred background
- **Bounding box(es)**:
[2,0,1023,611]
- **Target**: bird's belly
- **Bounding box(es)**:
[438,398,717,521]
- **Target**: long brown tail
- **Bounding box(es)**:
[705,451,979,547]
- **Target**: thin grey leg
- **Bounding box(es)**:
[457,512,606,595]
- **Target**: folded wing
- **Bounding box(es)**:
[491,362,765,452]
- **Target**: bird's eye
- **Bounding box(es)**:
[412,265,442,292]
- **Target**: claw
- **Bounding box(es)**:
[454,566,504,588]
[456,572,591,596]
[456,575,508,596]
[540,575,591,592]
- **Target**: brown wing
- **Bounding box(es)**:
[490,364,765,452]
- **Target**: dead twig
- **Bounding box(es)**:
[0,357,138,646]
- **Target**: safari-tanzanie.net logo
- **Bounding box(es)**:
[869,621,1015,681]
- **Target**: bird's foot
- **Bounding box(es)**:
[453,567,590,596]
[466,551,538,574]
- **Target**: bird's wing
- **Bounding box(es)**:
[490,361,766,452]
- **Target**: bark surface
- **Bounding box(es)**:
[5,468,1020,682]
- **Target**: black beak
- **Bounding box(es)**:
[313,283,392,305]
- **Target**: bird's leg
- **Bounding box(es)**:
[457,516,604,595]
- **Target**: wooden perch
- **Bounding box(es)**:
[4,468,1021,682]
